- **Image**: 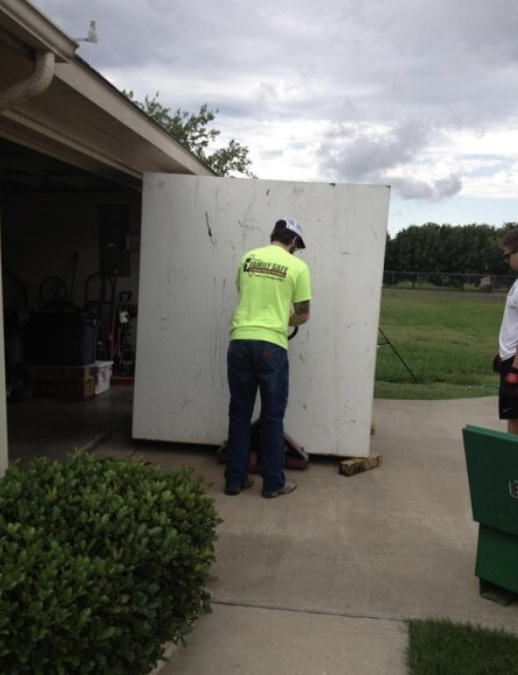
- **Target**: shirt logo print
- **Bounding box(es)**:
[243,255,288,281]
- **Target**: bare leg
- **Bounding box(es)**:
[508,419,518,435]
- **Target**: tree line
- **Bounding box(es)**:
[385,222,518,275]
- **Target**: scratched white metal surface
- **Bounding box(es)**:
[133,175,390,457]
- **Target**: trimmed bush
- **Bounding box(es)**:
[0,451,220,675]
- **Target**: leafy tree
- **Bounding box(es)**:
[124,91,254,177]
[386,222,518,277]
[500,222,518,234]
[391,224,441,273]
[461,224,499,274]
[384,233,396,270]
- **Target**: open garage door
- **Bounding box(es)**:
[0,138,140,466]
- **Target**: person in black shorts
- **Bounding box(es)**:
[497,229,518,434]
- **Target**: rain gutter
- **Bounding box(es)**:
[0,0,78,114]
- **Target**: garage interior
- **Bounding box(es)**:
[1,136,138,462]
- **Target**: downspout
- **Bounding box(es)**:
[0,49,55,114]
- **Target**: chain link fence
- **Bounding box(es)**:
[383,271,516,292]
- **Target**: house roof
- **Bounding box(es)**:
[0,0,215,191]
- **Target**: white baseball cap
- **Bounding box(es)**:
[283,218,306,248]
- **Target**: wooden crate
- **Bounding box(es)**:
[35,377,95,401]
[29,365,96,400]
[29,365,94,382]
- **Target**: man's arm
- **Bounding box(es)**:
[289,300,310,326]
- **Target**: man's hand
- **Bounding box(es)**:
[503,367,518,396]
[289,300,310,327]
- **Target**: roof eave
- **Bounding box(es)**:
[0,0,78,62]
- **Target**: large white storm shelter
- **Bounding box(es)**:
[133,175,390,457]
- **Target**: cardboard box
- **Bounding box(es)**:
[29,365,94,382]
[35,377,95,401]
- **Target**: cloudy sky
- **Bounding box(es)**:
[32,0,518,234]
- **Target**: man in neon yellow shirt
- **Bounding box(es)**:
[225,219,311,498]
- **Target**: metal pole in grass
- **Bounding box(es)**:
[378,327,421,384]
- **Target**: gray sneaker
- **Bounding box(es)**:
[225,476,255,496]
[261,480,297,499]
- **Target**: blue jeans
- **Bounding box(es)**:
[225,340,288,492]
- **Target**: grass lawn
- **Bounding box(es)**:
[375,289,506,399]
[407,618,518,675]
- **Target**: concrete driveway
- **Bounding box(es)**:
[96,395,516,675]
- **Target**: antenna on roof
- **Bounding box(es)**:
[75,20,98,44]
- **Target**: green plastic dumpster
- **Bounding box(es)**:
[463,424,518,602]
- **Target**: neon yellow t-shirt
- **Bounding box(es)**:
[230,244,312,350]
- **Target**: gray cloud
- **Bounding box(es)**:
[31,0,518,208]
[319,120,432,181]
[34,0,518,123]
[317,120,465,201]
[387,174,463,201]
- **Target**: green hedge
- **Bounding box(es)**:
[0,451,220,675]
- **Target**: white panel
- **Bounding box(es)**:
[133,175,390,457]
